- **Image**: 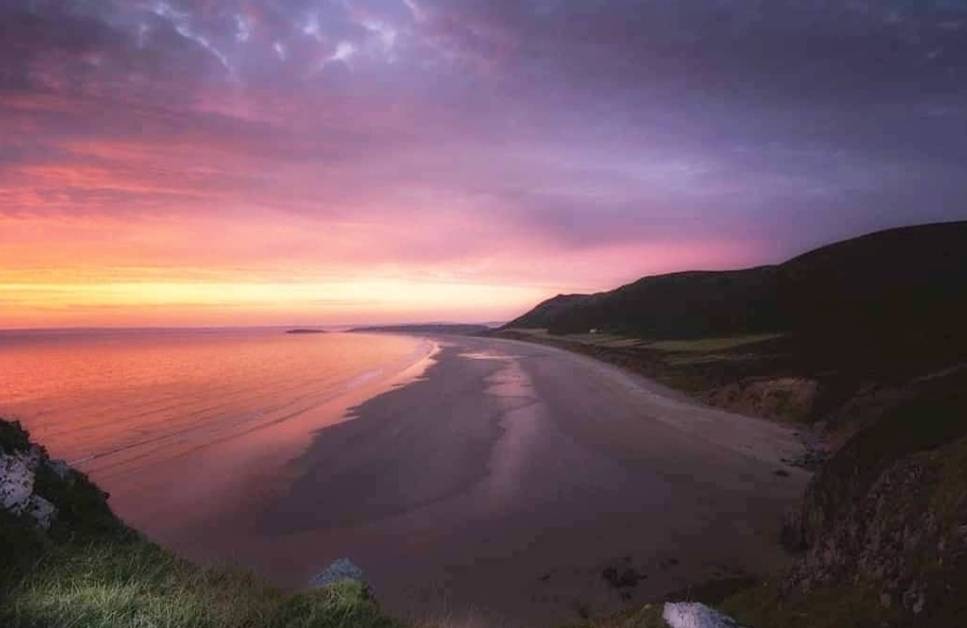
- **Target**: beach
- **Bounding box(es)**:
[257,334,809,625]
[1,329,809,626]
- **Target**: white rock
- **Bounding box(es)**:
[1,452,59,529]
[662,602,741,628]
[310,558,366,588]
[1,453,35,513]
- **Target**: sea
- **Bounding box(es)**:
[0,327,435,574]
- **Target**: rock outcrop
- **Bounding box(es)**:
[0,442,61,529]
[703,377,818,422]
[783,437,967,621]
[310,558,367,589]
[662,602,742,628]
[778,369,967,625]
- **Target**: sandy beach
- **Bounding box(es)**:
[3,329,809,625]
[256,334,810,625]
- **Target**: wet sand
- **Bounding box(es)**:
[258,335,810,626]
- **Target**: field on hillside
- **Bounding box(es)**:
[499,328,812,422]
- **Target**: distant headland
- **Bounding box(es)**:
[349,323,493,335]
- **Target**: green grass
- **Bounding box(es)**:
[505,329,787,355]
[504,328,648,348]
[503,327,786,355]
[2,538,395,627]
[561,603,665,628]
[0,500,401,628]
[643,334,784,353]
[719,580,894,628]
[1,514,400,628]
[558,577,900,628]
[1,418,400,628]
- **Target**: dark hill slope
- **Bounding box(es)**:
[505,293,591,331]
[512,266,782,338]
[777,221,967,375]
[506,221,967,353]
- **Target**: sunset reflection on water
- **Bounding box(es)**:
[0,328,434,543]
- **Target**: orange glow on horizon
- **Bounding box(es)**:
[0,206,764,328]
[0,277,546,329]
[2,1,962,330]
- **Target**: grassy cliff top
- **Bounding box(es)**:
[0,419,399,628]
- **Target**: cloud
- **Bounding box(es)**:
[1,0,966,325]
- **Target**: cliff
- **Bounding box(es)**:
[779,367,967,624]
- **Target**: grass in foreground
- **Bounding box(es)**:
[718,581,894,628]
[1,417,400,628]
[561,579,898,628]
[563,603,665,628]
[1,536,396,628]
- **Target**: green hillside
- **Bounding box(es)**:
[506,222,967,362]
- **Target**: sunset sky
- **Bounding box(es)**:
[2,1,966,328]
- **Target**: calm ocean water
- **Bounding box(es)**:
[0,327,434,563]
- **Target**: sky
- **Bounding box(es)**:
[2,0,966,328]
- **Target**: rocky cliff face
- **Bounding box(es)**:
[1,419,123,575]
[1,436,70,530]
[778,369,967,626]
[787,437,967,621]
[703,377,818,423]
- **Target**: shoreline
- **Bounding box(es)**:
[258,334,809,626]
[0,330,443,582]
[1,331,812,627]
[2,329,809,626]
[483,334,809,467]
[490,331,831,467]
